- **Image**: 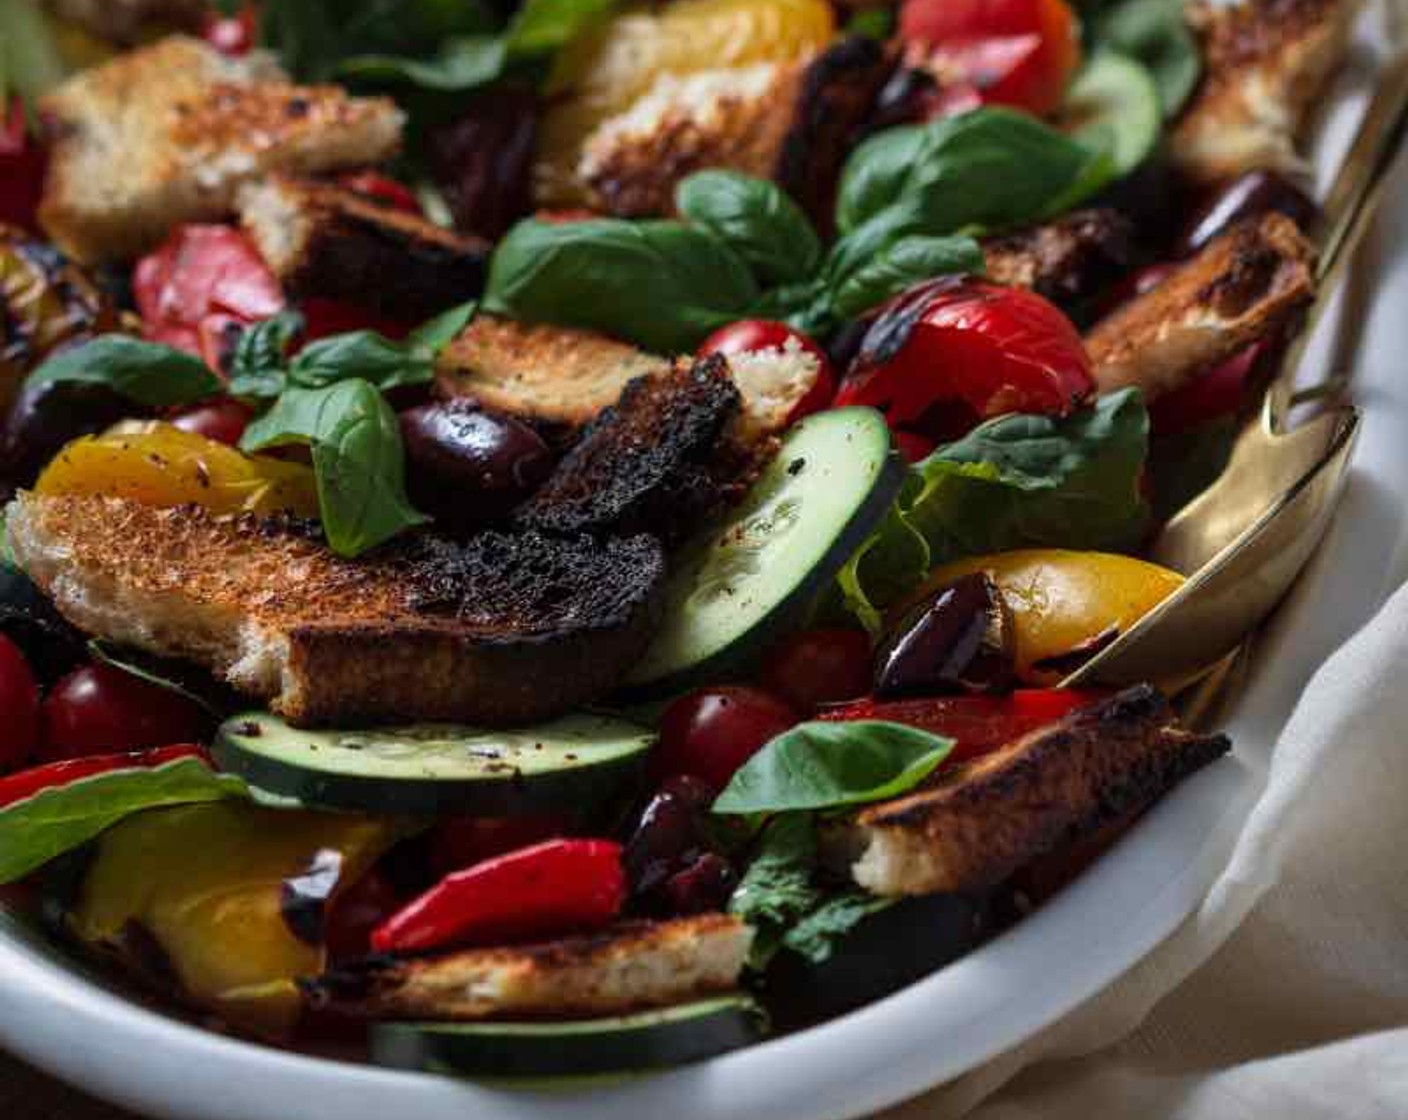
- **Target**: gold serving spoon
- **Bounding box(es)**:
[1063,50,1408,691]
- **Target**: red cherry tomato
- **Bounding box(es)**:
[835,279,1093,435]
[0,98,47,230]
[653,687,799,791]
[0,637,40,774]
[1098,261,1178,319]
[337,171,423,215]
[372,838,624,955]
[202,4,258,56]
[899,0,1081,117]
[698,320,837,426]
[169,399,255,446]
[324,869,402,962]
[299,297,413,342]
[758,629,874,714]
[1149,343,1265,437]
[427,813,574,878]
[39,663,209,762]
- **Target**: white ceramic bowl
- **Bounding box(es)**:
[3,11,1406,1118]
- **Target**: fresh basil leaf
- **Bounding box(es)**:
[506,0,620,56]
[227,311,303,402]
[1092,0,1201,118]
[0,0,67,115]
[830,235,985,320]
[1148,414,1237,522]
[338,36,506,91]
[289,331,433,392]
[0,757,248,884]
[484,218,759,353]
[242,380,428,557]
[88,640,240,718]
[844,7,895,39]
[780,890,895,964]
[25,336,221,408]
[407,299,478,353]
[676,171,822,287]
[836,388,1152,630]
[834,109,1111,241]
[715,721,954,815]
[728,814,826,969]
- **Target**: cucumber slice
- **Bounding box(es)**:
[621,407,904,698]
[371,996,767,1078]
[213,711,653,816]
[1060,51,1162,180]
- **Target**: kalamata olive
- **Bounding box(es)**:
[1176,170,1319,258]
[281,847,345,945]
[399,400,554,528]
[428,87,537,241]
[874,572,1015,697]
[623,786,709,898]
[2,377,133,487]
[662,853,737,916]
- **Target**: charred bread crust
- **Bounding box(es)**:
[238,176,490,321]
[982,209,1135,314]
[7,494,666,727]
[515,355,747,545]
[306,915,753,1021]
[1086,212,1316,401]
[828,685,1231,896]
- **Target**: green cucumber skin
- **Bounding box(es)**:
[371,1000,766,1077]
[618,431,907,702]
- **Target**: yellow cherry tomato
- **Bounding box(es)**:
[35,423,319,518]
[914,549,1185,683]
[536,0,835,204]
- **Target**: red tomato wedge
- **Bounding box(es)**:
[835,278,1094,435]
[371,839,625,955]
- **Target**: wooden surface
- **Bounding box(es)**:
[1,1052,140,1120]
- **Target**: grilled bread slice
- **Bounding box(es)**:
[982,209,1135,316]
[1086,212,1316,402]
[6,494,665,727]
[38,36,404,263]
[825,686,1230,897]
[308,915,752,1021]
[237,175,490,321]
[1169,0,1361,183]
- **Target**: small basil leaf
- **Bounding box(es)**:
[88,640,240,718]
[1093,0,1201,118]
[506,0,620,56]
[289,331,432,392]
[227,311,303,402]
[484,218,759,353]
[727,814,825,968]
[780,890,895,964]
[25,336,221,408]
[830,235,985,320]
[676,171,822,287]
[0,757,249,885]
[336,35,507,91]
[407,299,478,355]
[714,721,954,815]
[242,380,428,557]
[844,7,895,39]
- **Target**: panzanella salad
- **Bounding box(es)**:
[0,0,1350,1077]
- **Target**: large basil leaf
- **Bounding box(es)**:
[241,380,428,557]
[714,721,954,815]
[1091,0,1201,118]
[676,171,822,287]
[25,336,221,408]
[836,388,1152,630]
[484,218,759,352]
[829,234,985,320]
[0,756,248,884]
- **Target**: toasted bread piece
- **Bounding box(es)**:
[237,175,490,321]
[6,494,665,727]
[1169,0,1361,182]
[1086,212,1316,402]
[436,315,671,431]
[307,915,752,1021]
[516,356,752,545]
[38,37,404,263]
[982,209,1135,313]
[825,686,1230,897]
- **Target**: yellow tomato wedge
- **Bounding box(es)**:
[915,549,1185,684]
[536,0,835,204]
[35,423,319,518]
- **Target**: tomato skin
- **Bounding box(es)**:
[899,0,1080,116]
[39,664,209,762]
[1149,343,1264,437]
[758,629,873,714]
[698,320,837,426]
[0,637,40,774]
[323,870,402,962]
[299,297,412,343]
[337,171,423,215]
[653,687,799,791]
[371,839,624,955]
[202,5,258,56]
[835,279,1094,433]
[0,99,47,230]
[169,399,255,446]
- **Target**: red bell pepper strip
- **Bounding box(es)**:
[817,690,1105,766]
[371,838,625,956]
[0,745,211,811]
[0,98,47,230]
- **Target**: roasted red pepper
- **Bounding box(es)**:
[371,838,625,955]
[818,689,1104,766]
[0,98,47,230]
[0,745,210,810]
[337,171,423,215]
